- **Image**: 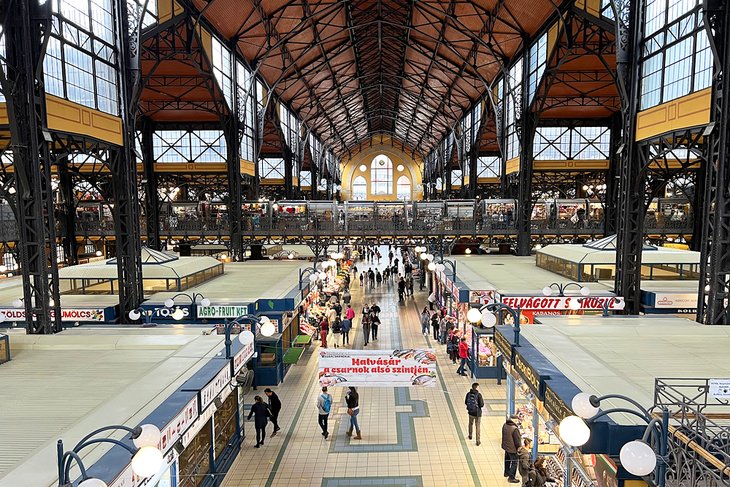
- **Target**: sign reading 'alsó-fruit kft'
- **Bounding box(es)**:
[196,305,248,319]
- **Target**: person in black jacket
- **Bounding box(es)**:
[264,388,282,436]
[248,395,271,448]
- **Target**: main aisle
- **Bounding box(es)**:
[222,255,511,487]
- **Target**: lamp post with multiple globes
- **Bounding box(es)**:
[558,392,669,487]
[221,313,271,359]
[542,282,591,311]
[56,424,164,487]
[127,292,210,325]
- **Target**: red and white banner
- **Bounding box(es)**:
[501,295,623,311]
[318,349,437,388]
[0,308,106,322]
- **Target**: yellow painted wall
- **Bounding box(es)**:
[533,159,610,171]
[575,0,601,17]
[0,103,7,126]
[636,88,712,141]
[45,95,124,146]
[240,159,255,176]
[157,0,184,22]
[505,156,520,175]
[340,141,423,201]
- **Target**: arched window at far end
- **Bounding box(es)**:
[352,176,367,200]
[396,175,411,200]
[371,154,393,195]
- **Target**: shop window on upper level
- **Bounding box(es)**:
[371,155,393,195]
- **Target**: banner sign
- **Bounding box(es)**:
[501,295,623,311]
[494,329,513,363]
[652,292,698,310]
[513,350,545,399]
[0,308,106,322]
[196,305,248,319]
[200,363,231,411]
[543,383,573,422]
[318,349,437,387]
[233,340,255,375]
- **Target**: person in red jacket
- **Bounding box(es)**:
[456,337,469,376]
[320,316,329,349]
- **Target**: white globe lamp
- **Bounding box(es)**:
[571,392,599,419]
[420,253,428,261]
[200,298,211,307]
[435,263,445,272]
[260,320,276,337]
[542,286,553,296]
[558,416,591,447]
[172,308,185,321]
[79,479,108,487]
[260,316,271,324]
[128,309,142,321]
[164,298,175,308]
[427,262,436,271]
[95,250,103,257]
[131,446,164,478]
[620,440,657,477]
[239,330,255,344]
[309,273,318,282]
[465,248,472,254]
[580,286,591,296]
[568,298,582,310]
[481,311,497,327]
[133,424,161,448]
[466,307,482,324]
[318,272,327,280]
[12,298,22,308]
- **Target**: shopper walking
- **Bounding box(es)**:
[345,386,362,439]
[397,277,406,302]
[320,318,329,349]
[518,438,533,487]
[420,308,430,335]
[341,316,351,345]
[370,301,381,317]
[264,388,282,436]
[502,416,522,483]
[359,272,364,287]
[465,382,485,446]
[362,313,371,346]
[342,288,352,305]
[247,395,270,448]
[431,313,440,341]
[368,268,375,287]
[345,304,355,321]
[457,337,469,376]
[370,312,380,340]
[316,386,333,439]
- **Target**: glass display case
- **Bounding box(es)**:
[469,327,503,379]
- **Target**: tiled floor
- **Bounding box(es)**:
[222,254,514,487]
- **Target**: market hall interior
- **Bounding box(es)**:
[2,0,730,485]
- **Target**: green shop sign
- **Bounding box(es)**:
[196,305,249,319]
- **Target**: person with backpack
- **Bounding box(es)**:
[456,336,469,376]
[375,270,382,286]
[518,438,533,486]
[465,382,485,446]
[316,386,333,439]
